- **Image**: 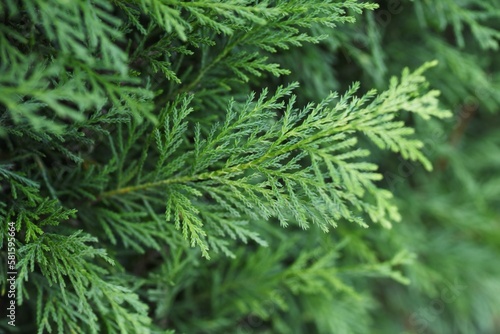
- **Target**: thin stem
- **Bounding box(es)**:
[35,155,58,200]
[96,121,349,202]
[156,33,248,108]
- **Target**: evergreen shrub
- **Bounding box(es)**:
[1,0,499,333]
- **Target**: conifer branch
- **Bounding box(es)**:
[93,63,450,257]
[4,0,497,332]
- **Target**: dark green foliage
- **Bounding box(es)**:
[1,0,499,333]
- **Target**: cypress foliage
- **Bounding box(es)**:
[0,0,498,333]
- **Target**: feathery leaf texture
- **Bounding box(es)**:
[5,0,497,333]
[97,61,450,257]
